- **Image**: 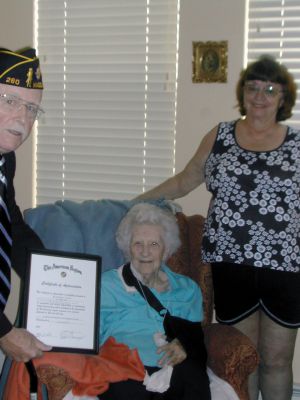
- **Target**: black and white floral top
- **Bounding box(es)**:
[202,120,300,272]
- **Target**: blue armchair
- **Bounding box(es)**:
[23,198,259,400]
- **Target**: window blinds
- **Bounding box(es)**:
[35,0,179,204]
[247,0,300,129]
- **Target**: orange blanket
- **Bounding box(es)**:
[4,337,145,400]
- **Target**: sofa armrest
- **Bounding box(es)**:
[203,323,259,400]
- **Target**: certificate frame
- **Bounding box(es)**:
[192,40,228,83]
[21,248,101,354]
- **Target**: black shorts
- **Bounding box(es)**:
[211,262,300,328]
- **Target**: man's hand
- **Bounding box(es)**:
[157,338,187,367]
[0,327,52,362]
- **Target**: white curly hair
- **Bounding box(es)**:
[116,203,181,262]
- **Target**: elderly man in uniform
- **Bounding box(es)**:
[0,47,51,362]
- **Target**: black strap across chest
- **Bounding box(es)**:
[122,262,170,317]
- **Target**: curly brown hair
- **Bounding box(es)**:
[236,55,297,121]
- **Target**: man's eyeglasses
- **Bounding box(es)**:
[244,83,283,98]
[0,93,45,121]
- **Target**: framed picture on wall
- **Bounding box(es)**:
[192,41,228,83]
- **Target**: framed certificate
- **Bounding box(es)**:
[21,249,101,354]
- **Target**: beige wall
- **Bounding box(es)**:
[175,0,244,216]
[1,0,36,213]
[1,0,299,384]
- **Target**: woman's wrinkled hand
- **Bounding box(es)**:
[156,338,187,367]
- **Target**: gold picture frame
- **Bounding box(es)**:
[192,41,228,83]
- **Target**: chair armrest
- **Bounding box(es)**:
[168,212,214,325]
[203,323,259,400]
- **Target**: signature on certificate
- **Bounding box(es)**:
[36,331,54,339]
[60,330,85,340]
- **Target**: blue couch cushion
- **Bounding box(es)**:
[24,198,172,272]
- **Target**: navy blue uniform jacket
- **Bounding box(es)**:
[0,152,43,337]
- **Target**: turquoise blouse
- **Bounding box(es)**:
[100,263,203,367]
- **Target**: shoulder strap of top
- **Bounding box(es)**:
[211,120,236,154]
[122,263,169,317]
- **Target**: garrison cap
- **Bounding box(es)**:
[0,47,43,89]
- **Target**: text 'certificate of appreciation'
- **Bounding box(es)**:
[23,249,101,354]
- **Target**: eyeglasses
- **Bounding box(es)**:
[244,83,283,98]
[0,93,45,120]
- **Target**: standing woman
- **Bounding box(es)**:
[136,55,299,400]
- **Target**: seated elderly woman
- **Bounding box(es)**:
[99,203,211,400]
